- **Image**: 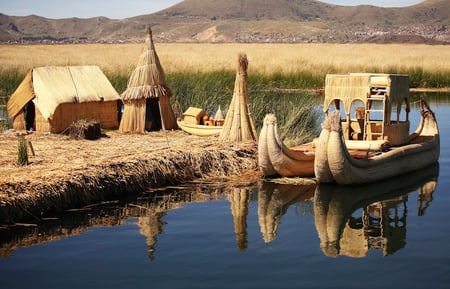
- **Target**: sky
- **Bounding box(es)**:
[0,0,425,19]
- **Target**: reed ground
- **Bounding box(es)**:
[0,130,260,224]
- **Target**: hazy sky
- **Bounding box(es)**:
[0,0,425,19]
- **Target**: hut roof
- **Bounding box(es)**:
[7,66,120,120]
[183,107,205,118]
[121,27,171,101]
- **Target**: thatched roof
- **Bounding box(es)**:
[7,66,120,120]
[323,73,410,116]
[121,27,171,101]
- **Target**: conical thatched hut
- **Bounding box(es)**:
[219,53,258,142]
[119,27,177,133]
[7,66,121,133]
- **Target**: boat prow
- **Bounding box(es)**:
[258,113,315,177]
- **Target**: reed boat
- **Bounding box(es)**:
[258,110,388,178]
[177,120,222,136]
[177,106,224,137]
[258,113,315,177]
[315,73,440,185]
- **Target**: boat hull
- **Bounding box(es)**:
[177,120,222,137]
[315,100,440,185]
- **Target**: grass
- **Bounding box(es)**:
[1,42,449,139]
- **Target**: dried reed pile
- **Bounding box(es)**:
[0,130,259,224]
[65,119,102,140]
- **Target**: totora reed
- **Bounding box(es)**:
[0,130,260,224]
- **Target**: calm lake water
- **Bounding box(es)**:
[1,93,450,289]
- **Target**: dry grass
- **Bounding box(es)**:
[1,43,449,75]
[0,130,258,184]
[0,130,260,223]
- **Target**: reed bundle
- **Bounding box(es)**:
[219,53,258,143]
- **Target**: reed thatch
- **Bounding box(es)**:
[119,27,177,133]
[7,66,121,133]
[219,53,258,143]
[323,73,410,122]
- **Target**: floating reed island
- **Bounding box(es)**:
[0,130,260,224]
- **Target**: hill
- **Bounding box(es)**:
[0,0,448,44]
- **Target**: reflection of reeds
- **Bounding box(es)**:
[0,184,252,259]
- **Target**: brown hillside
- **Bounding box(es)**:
[0,0,448,43]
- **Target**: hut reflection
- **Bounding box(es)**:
[0,187,225,260]
[314,163,439,258]
[258,180,316,243]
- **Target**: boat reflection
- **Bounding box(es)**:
[257,180,316,243]
[314,163,439,258]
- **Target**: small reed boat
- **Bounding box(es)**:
[177,106,224,137]
[315,73,440,185]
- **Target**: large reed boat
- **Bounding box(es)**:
[314,73,440,185]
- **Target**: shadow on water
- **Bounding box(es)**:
[314,162,439,258]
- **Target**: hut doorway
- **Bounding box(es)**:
[145,98,162,131]
[25,101,35,131]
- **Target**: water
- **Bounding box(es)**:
[1,93,450,289]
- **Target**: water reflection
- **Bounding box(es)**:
[0,188,224,259]
[0,163,439,260]
[257,180,315,243]
[227,188,251,251]
[314,163,439,258]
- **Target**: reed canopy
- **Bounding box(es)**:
[7,65,121,133]
[324,73,410,122]
[219,53,258,143]
[119,27,177,133]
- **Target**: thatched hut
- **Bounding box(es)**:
[119,27,177,133]
[219,53,258,142]
[7,66,121,133]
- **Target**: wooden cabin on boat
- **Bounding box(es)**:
[324,73,410,146]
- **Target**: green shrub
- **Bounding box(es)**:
[17,136,28,166]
